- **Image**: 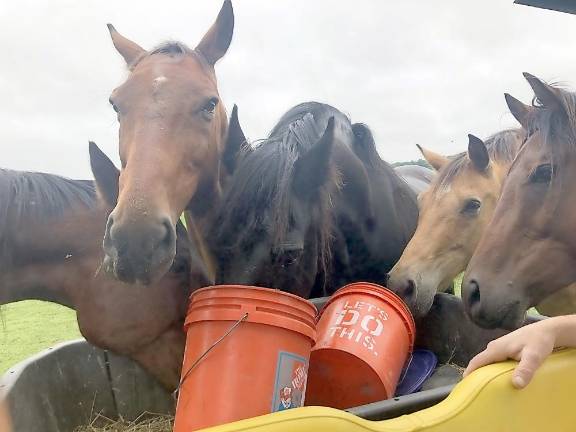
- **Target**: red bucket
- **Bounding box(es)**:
[173,285,317,431]
[306,282,415,409]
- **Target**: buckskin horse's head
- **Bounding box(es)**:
[387,129,523,318]
[104,1,233,284]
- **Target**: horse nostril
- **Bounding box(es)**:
[405,279,416,299]
[103,214,118,254]
[159,218,174,250]
[392,278,416,302]
[468,279,481,306]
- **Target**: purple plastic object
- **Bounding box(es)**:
[394,349,438,396]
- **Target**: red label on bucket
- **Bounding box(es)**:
[327,300,389,356]
[271,352,308,412]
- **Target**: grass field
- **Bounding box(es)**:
[0,301,81,373]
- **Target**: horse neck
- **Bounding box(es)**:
[184,211,216,286]
[375,166,418,237]
[0,205,107,308]
[0,261,88,308]
[334,159,418,284]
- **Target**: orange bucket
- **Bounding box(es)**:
[173,285,317,431]
[306,282,415,409]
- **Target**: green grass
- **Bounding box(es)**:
[0,301,81,373]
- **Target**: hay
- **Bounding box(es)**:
[74,412,173,432]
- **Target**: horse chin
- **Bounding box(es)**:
[103,253,174,286]
[411,290,437,319]
[469,301,528,330]
[499,306,527,331]
[407,274,446,319]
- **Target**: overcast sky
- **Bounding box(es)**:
[1,0,576,178]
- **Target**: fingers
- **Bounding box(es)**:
[463,342,509,377]
[464,343,547,390]
[511,349,545,389]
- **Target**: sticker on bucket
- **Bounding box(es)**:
[271,351,308,412]
[328,300,389,356]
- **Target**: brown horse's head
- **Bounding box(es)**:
[464,73,576,329]
[103,1,233,284]
[387,130,523,317]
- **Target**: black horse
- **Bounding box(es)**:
[210,102,418,298]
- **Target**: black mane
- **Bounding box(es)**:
[0,169,96,251]
[433,128,525,192]
[528,86,576,163]
[130,41,196,69]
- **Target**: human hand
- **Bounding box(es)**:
[463,320,556,389]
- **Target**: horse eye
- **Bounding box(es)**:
[202,98,219,115]
[529,163,553,184]
[461,198,481,215]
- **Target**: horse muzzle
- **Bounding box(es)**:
[102,212,177,285]
[462,276,526,330]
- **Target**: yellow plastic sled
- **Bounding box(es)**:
[207,348,576,432]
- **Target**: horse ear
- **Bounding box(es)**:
[292,116,335,199]
[505,93,531,129]
[416,144,449,171]
[107,24,146,67]
[222,104,250,175]
[89,141,120,207]
[523,72,563,112]
[195,0,234,66]
[467,134,490,172]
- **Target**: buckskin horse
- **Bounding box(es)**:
[209,102,418,298]
[463,73,576,329]
[0,145,195,390]
[387,129,524,317]
[103,0,234,285]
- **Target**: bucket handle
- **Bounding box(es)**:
[173,312,249,400]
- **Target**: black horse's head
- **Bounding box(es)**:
[209,103,350,298]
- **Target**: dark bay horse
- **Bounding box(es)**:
[209,103,418,298]
[464,73,576,329]
[387,129,524,318]
[0,146,197,390]
[339,123,419,288]
[104,1,234,284]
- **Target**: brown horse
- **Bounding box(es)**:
[387,129,524,317]
[463,73,576,329]
[0,145,196,390]
[104,1,233,284]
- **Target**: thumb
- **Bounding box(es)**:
[512,350,544,389]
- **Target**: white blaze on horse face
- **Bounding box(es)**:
[152,76,168,92]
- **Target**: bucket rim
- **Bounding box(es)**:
[320,282,416,348]
[190,285,317,311]
[186,285,317,343]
